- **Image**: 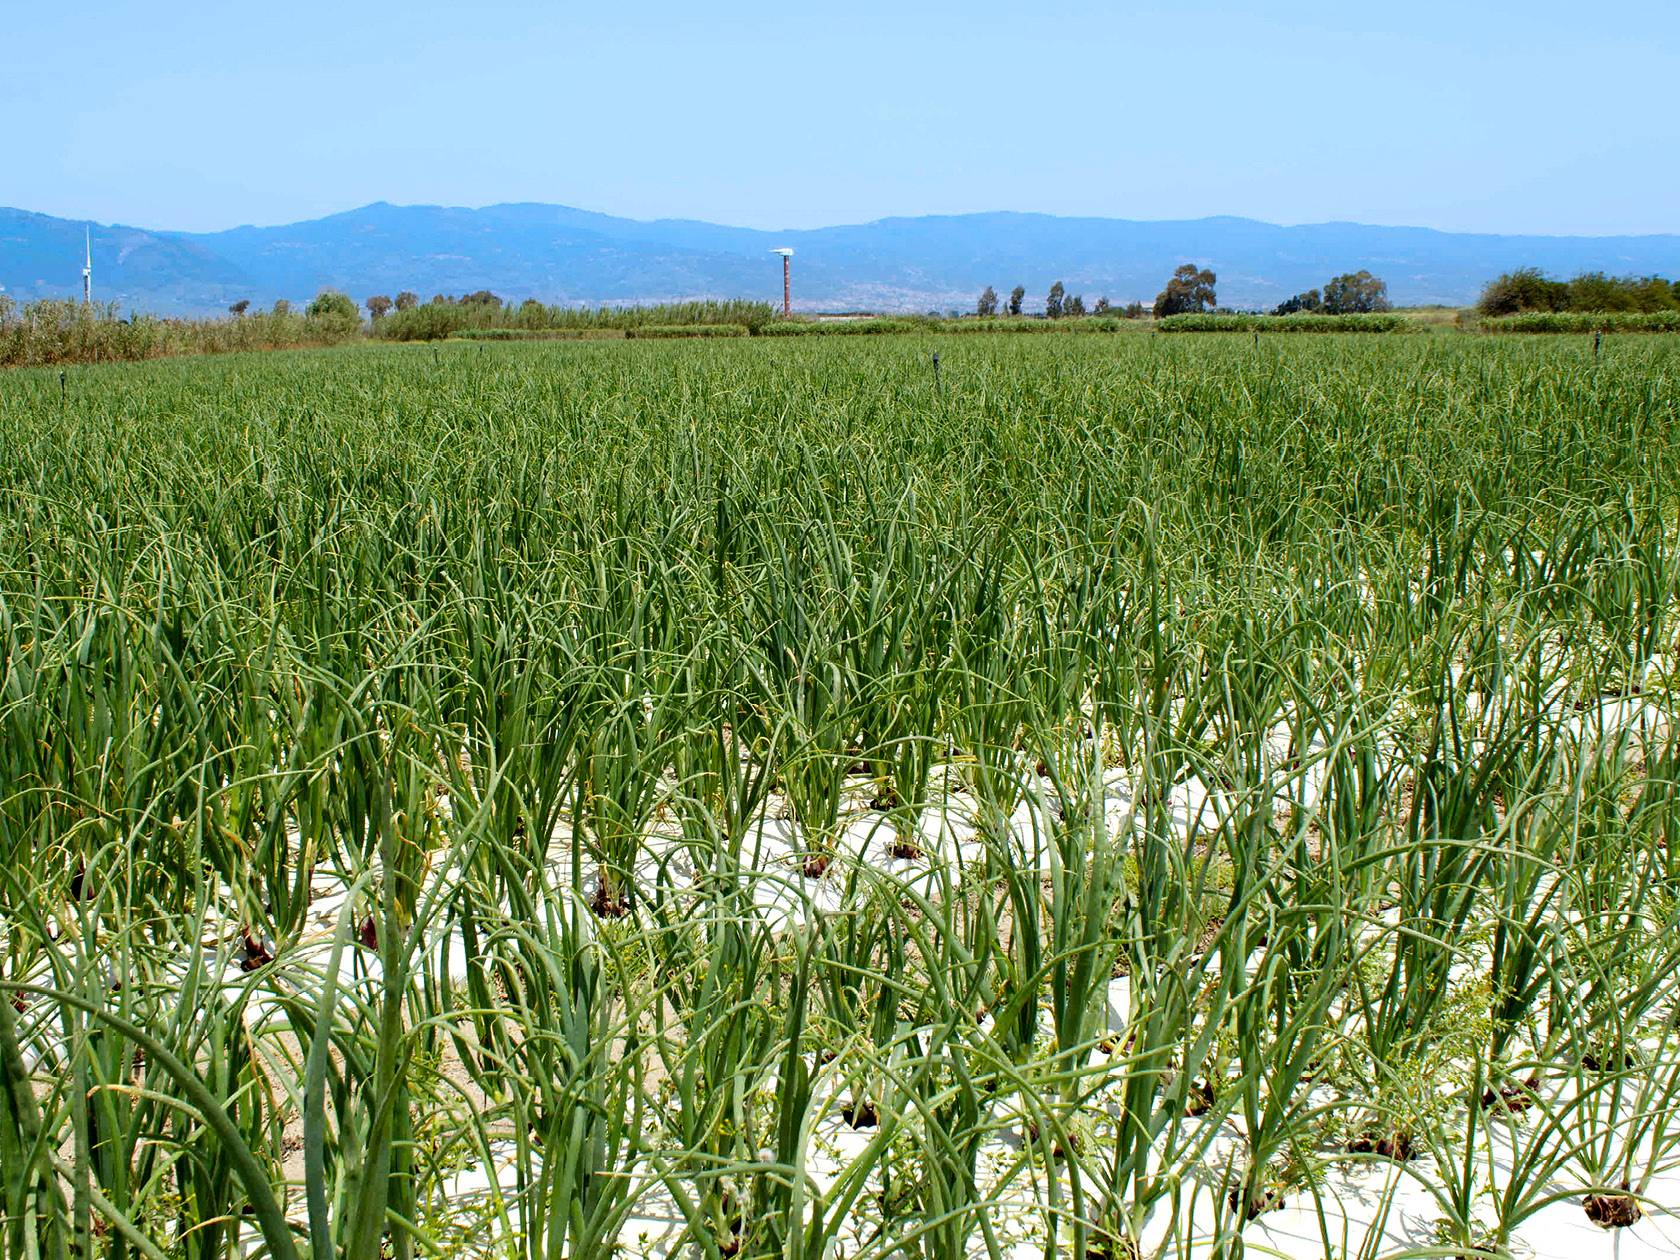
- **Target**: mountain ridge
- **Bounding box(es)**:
[4,201,1679,316]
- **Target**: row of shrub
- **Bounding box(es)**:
[755,317,930,337]
[624,324,750,339]
[0,298,360,368]
[1480,311,1680,334]
[752,315,1143,337]
[939,316,1128,334]
[451,327,625,341]
[1158,312,1409,333]
[371,304,479,342]
[374,298,775,341]
[451,315,1143,342]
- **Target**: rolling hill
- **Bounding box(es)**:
[4,201,1679,316]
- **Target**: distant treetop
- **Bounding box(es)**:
[1478,268,1678,316]
[1154,265,1217,318]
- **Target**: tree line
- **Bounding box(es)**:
[232,290,501,322]
[217,264,1680,333]
[1478,269,1678,316]
[1270,271,1390,315]
[224,290,563,323]
[972,276,1173,320]
[223,291,361,328]
[362,290,501,320]
[974,266,1392,320]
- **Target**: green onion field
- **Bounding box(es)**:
[2,332,1679,1258]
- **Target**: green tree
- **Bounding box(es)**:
[977,286,999,317]
[307,290,358,321]
[1065,293,1086,317]
[1272,289,1322,316]
[1153,264,1217,317]
[460,290,503,308]
[1477,269,1569,316]
[1321,271,1390,314]
[1045,281,1066,319]
[227,299,250,317]
[1093,297,1111,314]
[1008,285,1025,316]
[272,298,292,316]
[395,291,419,311]
[366,294,393,321]
[515,297,546,328]
[1631,276,1678,311]
[1565,272,1627,312]
[1561,272,1677,313]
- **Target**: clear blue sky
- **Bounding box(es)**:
[6,0,1676,236]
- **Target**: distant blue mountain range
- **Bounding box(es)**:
[4,201,1678,316]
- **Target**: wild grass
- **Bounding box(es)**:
[1,333,1678,1257]
[0,299,359,367]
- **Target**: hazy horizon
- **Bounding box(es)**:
[12,199,1680,243]
[6,1,1676,238]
